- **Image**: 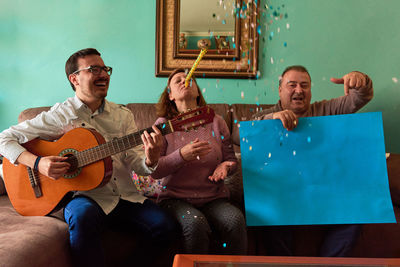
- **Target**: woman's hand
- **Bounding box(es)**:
[208,161,236,182]
[180,138,212,161]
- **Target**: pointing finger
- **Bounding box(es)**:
[330,77,344,84]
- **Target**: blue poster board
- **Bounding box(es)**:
[239,112,396,226]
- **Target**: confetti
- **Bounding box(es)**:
[307,136,312,143]
[249,146,252,151]
[392,77,398,83]
[270,31,274,38]
[268,152,272,158]
[241,91,244,99]
[293,150,296,156]
[223,243,227,248]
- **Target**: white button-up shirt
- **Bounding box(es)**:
[0,95,152,214]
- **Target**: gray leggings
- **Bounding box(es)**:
[160,198,247,255]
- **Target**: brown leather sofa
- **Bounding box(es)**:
[0,103,399,267]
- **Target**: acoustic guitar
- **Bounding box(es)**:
[3,106,215,216]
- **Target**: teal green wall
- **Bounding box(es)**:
[1,0,399,152]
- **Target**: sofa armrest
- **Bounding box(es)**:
[0,162,5,195]
[387,153,400,206]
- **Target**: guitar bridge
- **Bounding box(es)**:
[27,167,42,198]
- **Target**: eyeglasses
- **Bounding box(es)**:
[72,65,113,76]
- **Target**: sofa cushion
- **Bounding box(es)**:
[0,196,72,267]
[0,163,5,195]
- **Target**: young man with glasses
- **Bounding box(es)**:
[0,48,177,267]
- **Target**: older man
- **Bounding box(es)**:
[253,65,373,256]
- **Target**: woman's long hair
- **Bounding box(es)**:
[156,69,207,119]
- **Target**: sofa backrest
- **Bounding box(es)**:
[17,103,272,148]
[231,104,274,149]
[18,107,52,123]
[125,103,231,133]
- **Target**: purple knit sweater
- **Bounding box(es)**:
[151,114,238,206]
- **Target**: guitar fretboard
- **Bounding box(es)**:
[76,123,172,168]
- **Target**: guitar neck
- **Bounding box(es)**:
[77,122,173,167]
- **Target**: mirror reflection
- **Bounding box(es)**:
[179,0,236,50]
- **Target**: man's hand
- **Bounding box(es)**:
[330,71,367,96]
[180,138,212,161]
[142,125,163,167]
[38,156,70,180]
[208,161,236,182]
[272,109,298,131]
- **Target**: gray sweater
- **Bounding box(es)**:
[253,75,373,120]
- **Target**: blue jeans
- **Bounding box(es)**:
[263,224,361,257]
[64,197,177,267]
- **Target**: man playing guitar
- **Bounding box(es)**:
[0,48,177,267]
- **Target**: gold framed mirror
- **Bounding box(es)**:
[155,0,259,78]
[174,0,240,59]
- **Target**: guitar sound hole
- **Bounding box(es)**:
[63,154,78,173]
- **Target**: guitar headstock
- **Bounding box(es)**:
[169,106,215,132]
